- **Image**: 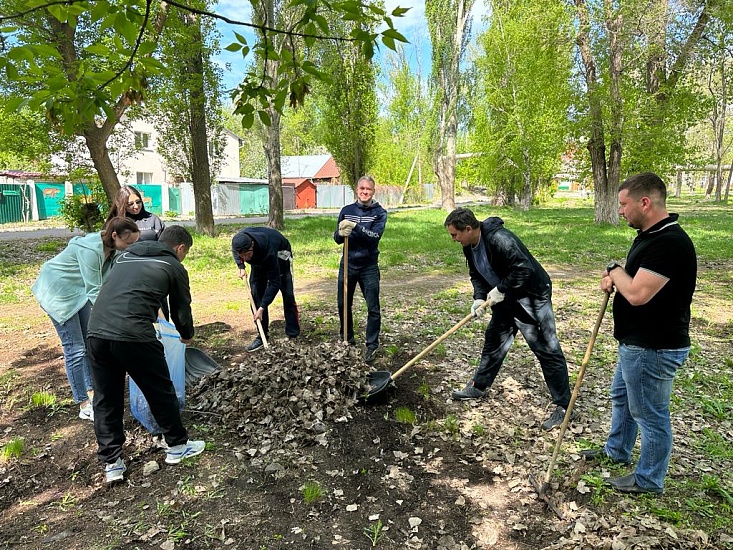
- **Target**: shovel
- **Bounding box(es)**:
[241,266,269,349]
[529,292,610,517]
[364,301,487,401]
[184,347,221,386]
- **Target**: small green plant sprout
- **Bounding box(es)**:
[385,344,400,357]
[1,437,25,461]
[417,380,430,399]
[363,519,385,547]
[30,391,57,408]
[580,473,612,505]
[701,474,733,506]
[301,480,324,504]
[443,414,460,438]
[57,493,77,511]
[471,423,485,436]
[156,500,173,517]
[393,406,416,424]
[433,343,447,358]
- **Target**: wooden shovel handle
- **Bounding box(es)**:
[343,237,348,343]
[241,266,269,349]
[390,301,488,381]
[542,291,610,484]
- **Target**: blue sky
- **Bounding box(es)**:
[212,1,488,94]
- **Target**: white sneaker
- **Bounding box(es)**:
[105,457,126,483]
[165,440,206,465]
[79,402,94,421]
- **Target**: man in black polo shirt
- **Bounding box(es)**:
[582,172,697,495]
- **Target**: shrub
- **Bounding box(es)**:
[59,180,109,232]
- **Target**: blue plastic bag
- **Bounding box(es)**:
[129,318,186,434]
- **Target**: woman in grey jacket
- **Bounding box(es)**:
[105,185,165,241]
[31,217,140,421]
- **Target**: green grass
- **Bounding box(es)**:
[393,406,417,424]
[4,196,732,285]
[30,391,57,408]
[1,437,25,461]
[34,240,65,253]
[301,480,325,504]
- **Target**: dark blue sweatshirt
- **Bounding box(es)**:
[333,200,387,269]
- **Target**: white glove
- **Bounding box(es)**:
[338,219,357,237]
[471,299,486,318]
[488,287,505,307]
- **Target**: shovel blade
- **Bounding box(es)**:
[185,347,221,387]
[363,370,394,400]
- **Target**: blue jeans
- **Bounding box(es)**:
[473,295,570,408]
[49,301,93,403]
[604,344,689,491]
[337,263,381,350]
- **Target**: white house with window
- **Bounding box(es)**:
[52,117,242,187]
[112,119,242,186]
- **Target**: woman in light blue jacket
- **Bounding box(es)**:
[32,217,140,421]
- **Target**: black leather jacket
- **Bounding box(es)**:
[462,217,552,301]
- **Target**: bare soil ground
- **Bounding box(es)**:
[0,243,732,550]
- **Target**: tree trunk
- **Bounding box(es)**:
[520,148,532,210]
[440,117,458,211]
[264,107,284,230]
[428,0,472,213]
[605,5,623,219]
[705,170,715,197]
[576,0,616,224]
[724,165,732,202]
[83,125,121,202]
[675,171,683,198]
[185,15,215,236]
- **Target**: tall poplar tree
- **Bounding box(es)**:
[150,0,223,236]
[426,0,474,212]
[315,16,379,187]
[471,0,573,208]
[574,0,718,223]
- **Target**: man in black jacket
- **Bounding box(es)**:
[232,227,300,351]
[87,225,205,484]
[444,208,572,430]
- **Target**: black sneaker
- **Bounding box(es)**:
[365,346,378,363]
[541,406,577,430]
[451,382,485,400]
[247,337,264,352]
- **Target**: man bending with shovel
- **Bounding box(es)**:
[232,227,300,351]
[445,208,572,431]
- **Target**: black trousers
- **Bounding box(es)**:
[473,295,571,408]
[250,258,300,338]
[87,337,188,464]
[337,263,381,349]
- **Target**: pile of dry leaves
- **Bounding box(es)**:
[189,340,368,460]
